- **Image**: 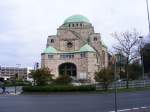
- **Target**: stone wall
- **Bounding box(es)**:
[41,52,97,80]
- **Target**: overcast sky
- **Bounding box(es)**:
[0,0,149,68]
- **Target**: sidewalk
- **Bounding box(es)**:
[0,92,21,96]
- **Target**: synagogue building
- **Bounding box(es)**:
[41,15,108,82]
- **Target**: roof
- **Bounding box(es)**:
[44,46,57,53]
[79,44,96,52]
[64,15,90,24]
[43,44,95,54]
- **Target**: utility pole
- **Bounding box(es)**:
[112,55,118,112]
[14,64,20,94]
[146,0,150,32]
[139,36,145,87]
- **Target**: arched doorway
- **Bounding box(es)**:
[59,63,77,77]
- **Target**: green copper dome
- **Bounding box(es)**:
[64,15,90,24]
[79,44,95,52]
[44,46,57,53]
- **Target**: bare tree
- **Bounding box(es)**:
[112,29,140,88]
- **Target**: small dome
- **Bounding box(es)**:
[80,44,95,52]
[64,15,90,24]
[44,46,57,53]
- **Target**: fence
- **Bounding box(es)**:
[96,80,150,90]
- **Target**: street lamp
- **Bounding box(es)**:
[16,64,21,79]
[112,55,118,112]
[14,64,21,94]
[146,0,150,32]
[139,36,145,86]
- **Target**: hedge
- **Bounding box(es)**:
[4,81,32,87]
[22,85,96,92]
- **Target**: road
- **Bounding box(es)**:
[0,90,150,112]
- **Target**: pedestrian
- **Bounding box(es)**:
[2,85,6,94]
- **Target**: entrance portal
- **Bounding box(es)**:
[59,63,77,77]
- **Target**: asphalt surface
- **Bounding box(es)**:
[0,90,150,112]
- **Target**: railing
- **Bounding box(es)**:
[96,80,150,90]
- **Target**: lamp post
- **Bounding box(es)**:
[146,0,150,32]
[139,36,145,86]
[34,62,39,70]
[14,64,21,94]
[112,55,118,112]
[16,64,21,79]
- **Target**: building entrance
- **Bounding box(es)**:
[59,63,77,77]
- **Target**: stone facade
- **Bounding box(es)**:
[41,15,108,82]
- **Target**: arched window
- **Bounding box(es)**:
[67,42,73,48]
[94,37,97,41]
[72,24,74,27]
[102,50,105,65]
[69,24,70,27]
[51,39,54,43]
[59,63,77,77]
[80,23,82,26]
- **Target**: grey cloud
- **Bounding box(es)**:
[0,0,149,67]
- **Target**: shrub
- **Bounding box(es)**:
[53,75,72,84]
[4,80,31,86]
[31,68,53,86]
[22,85,96,92]
[128,63,142,80]
[95,68,114,91]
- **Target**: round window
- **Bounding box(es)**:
[67,42,73,48]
